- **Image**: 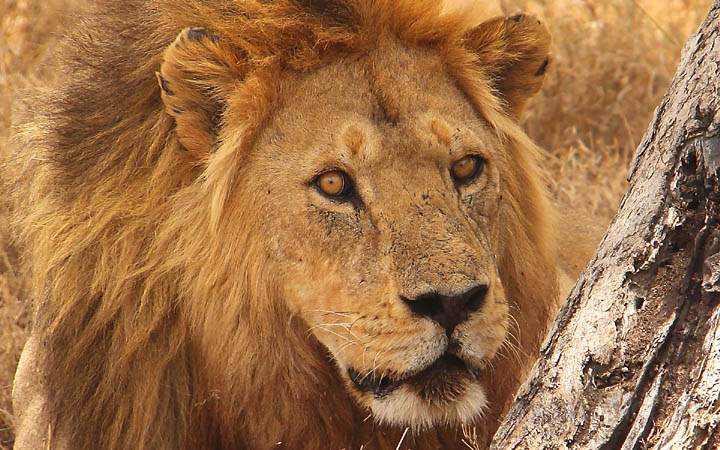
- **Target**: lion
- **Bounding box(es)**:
[7,0,583,448]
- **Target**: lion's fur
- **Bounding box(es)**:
[7,1,562,448]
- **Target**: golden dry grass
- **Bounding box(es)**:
[0,0,712,447]
[519,0,712,219]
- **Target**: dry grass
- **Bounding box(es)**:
[0,0,712,447]
[515,0,712,220]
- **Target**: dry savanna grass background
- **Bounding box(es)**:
[0,0,713,447]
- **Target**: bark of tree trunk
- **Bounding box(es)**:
[491,3,720,449]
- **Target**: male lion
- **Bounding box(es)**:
[8,0,580,448]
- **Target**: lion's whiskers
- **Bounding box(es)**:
[336,339,360,354]
[310,309,357,319]
[309,320,364,343]
[360,342,395,384]
[498,329,523,366]
[309,325,355,345]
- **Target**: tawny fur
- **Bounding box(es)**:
[7,1,569,449]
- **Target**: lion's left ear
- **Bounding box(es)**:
[462,14,551,118]
[157,27,245,157]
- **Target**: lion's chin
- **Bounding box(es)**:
[347,354,488,429]
[366,379,488,429]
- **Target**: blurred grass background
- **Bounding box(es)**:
[0,0,713,447]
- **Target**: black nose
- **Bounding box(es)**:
[401,284,489,335]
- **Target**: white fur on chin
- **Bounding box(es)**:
[368,380,488,429]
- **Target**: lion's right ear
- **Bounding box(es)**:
[462,14,551,118]
[157,27,244,157]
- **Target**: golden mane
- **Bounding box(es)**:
[7,0,558,448]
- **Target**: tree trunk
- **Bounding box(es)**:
[491,3,720,449]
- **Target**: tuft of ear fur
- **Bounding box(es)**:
[463,13,551,118]
[157,27,245,157]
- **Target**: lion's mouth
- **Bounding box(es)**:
[347,353,482,398]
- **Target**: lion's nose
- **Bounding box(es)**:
[401,284,488,336]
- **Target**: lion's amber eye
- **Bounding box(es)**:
[451,155,484,183]
[316,170,351,198]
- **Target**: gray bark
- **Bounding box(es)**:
[491,2,720,449]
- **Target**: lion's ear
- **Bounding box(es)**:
[157,27,244,157]
[463,14,551,118]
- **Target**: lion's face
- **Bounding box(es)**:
[245,44,509,428]
[157,10,552,433]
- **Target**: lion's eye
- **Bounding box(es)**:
[315,170,352,199]
[451,155,484,184]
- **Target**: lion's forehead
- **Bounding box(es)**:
[254,42,489,161]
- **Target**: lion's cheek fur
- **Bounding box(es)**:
[278,260,437,376]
